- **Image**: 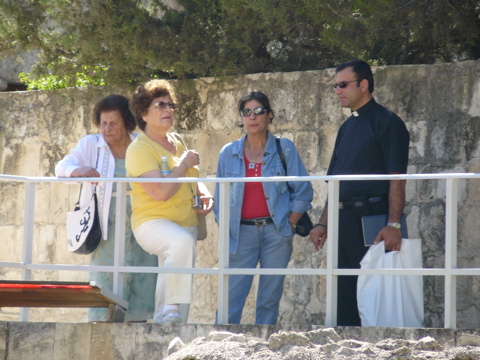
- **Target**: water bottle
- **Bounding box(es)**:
[160,156,170,176]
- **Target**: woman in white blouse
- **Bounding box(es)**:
[55,94,157,322]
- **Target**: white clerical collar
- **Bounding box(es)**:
[352,110,359,117]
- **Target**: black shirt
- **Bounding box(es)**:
[327,98,410,201]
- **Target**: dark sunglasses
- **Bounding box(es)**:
[240,107,267,117]
[154,101,177,110]
[332,79,362,90]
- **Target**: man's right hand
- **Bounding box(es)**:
[70,166,100,178]
[309,225,327,251]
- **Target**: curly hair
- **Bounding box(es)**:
[92,94,136,132]
[130,79,178,131]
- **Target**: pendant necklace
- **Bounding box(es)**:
[247,152,262,169]
[245,141,265,170]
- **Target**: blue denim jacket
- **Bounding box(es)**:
[214,132,313,255]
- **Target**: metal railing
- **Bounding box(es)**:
[0,172,478,328]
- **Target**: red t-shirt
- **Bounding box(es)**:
[241,154,270,219]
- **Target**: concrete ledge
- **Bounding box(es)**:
[1,321,480,360]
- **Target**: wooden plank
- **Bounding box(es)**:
[0,281,126,309]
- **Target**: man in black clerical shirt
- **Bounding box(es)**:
[310,59,410,326]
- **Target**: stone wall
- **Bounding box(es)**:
[0,51,37,90]
[2,322,480,360]
[0,61,480,327]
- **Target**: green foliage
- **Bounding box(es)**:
[1,0,479,89]
[320,0,480,64]
[18,63,107,90]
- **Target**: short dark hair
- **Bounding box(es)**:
[237,91,274,127]
[336,59,374,93]
[92,94,136,132]
[130,79,178,131]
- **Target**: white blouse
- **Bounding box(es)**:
[55,133,137,239]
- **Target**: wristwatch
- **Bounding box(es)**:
[387,222,401,229]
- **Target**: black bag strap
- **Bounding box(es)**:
[275,137,294,194]
[75,142,100,208]
[276,137,312,237]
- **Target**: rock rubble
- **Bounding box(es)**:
[165,328,480,360]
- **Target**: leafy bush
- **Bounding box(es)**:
[1,0,479,89]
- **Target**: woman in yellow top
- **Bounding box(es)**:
[126,79,213,324]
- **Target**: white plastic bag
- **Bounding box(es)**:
[357,238,424,327]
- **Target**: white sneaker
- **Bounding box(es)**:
[159,310,182,324]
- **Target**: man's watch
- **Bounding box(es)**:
[387,222,401,229]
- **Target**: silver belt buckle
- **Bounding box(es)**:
[253,219,268,226]
[253,218,268,230]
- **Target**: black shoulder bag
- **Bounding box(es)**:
[275,137,313,237]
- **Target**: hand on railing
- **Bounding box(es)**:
[70,166,100,185]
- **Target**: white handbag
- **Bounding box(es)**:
[66,187,102,254]
[357,238,424,327]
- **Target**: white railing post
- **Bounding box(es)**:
[325,179,339,326]
[112,181,127,296]
[20,182,36,321]
[217,181,230,324]
[444,178,458,328]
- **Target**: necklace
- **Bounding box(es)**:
[244,137,266,169]
[246,151,264,169]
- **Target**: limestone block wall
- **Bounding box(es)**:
[0,61,479,327]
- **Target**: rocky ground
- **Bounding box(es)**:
[165,328,480,360]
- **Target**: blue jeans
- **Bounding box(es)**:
[227,223,293,324]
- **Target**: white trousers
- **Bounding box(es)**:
[134,219,197,323]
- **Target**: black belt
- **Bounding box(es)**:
[339,196,385,210]
[240,217,274,226]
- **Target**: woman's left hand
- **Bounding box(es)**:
[196,195,214,215]
[196,182,213,215]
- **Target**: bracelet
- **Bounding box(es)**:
[180,161,189,169]
[314,223,327,228]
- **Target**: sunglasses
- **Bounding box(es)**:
[154,101,177,110]
[332,79,362,89]
[240,107,267,117]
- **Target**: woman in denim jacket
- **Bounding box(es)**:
[214,91,313,324]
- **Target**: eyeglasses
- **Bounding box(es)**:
[154,101,177,110]
[240,107,267,117]
[332,79,362,90]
